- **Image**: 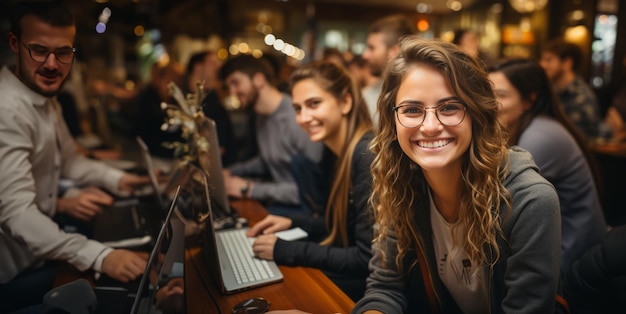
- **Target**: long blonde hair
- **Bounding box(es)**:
[371,37,511,270]
[290,61,373,247]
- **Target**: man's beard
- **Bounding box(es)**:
[370,68,383,78]
[245,87,260,109]
[18,59,66,97]
[552,68,565,83]
[369,62,384,78]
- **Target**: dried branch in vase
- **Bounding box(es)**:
[160,81,211,170]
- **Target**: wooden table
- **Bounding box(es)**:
[591,141,626,158]
[590,141,626,226]
[55,199,355,313]
[185,199,355,313]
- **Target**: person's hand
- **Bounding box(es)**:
[246,215,292,237]
[252,234,278,260]
[223,174,251,198]
[155,277,185,311]
[605,106,626,141]
[222,169,231,178]
[101,249,148,283]
[155,169,169,183]
[118,173,151,194]
[56,187,113,221]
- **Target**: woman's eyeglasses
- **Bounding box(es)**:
[21,42,76,64]
[232,297,270,314]
[393,101,467,128]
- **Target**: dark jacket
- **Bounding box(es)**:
[273,132,375,300]
[353,147,561,313]
[563,225,626,314]
[133,85,182,158]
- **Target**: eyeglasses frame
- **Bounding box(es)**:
[392,101,467,128]
[20,42,76,65]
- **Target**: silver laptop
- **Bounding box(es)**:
[195,117,248,229]
[197,117,283,293]
[196,117,233,217]
[200,176,283,293]
[136,136,170,211]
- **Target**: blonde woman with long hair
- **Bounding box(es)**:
[248,61,375,301]
[353,37,561,313]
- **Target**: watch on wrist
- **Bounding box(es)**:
[240,182,250,198]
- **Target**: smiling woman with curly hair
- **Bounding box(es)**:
[353,37,562,313]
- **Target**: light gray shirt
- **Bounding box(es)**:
[0,66,123,283]
[229,94,323,205]
[362,79,382,128]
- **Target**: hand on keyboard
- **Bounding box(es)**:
[219,229,278,284]
[246,215,292,237]
[250,234,278,261]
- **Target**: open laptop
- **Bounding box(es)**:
[197,117,283,293]
[136,136,170,211]
[200,177,284,294]
[91,196,160,249]
[196,117,246,229]
[91,139,170,248]
[130,186,186,314]
[94,186,185,314]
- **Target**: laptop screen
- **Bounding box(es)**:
[196,117,232,217]
[136,136,168,211]
[130,186,186,314]
[163,163,212,224]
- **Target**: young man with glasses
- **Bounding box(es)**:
[0,3,151,312]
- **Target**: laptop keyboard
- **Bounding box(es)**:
[218,229,278,284]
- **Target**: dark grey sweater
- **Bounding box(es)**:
[353,147,561,313]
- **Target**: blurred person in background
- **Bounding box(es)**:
[131,60,184,159]
[540,38,602,140]
[347,54,379,100]
[452,28,495,67]
[603,55,626,142]
[184,50,236,166]
[489,57,607,274]
[218,54,323,217]
[321,47,348,68]
[362,14,415,125]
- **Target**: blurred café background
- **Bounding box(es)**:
[1,0,623,102]
[1,0,625,225]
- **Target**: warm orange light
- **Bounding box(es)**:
[564,25,589,45]
[134,25,145,36]
[502,25,535,45]
[417,19,429,32]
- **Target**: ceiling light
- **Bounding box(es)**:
[508,0,548,13]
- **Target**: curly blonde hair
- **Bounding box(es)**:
[370,36,511,271]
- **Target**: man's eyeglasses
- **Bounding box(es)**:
[393,101,467,128]
[21,42,76,64]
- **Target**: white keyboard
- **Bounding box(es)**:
[218,229,278,284]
